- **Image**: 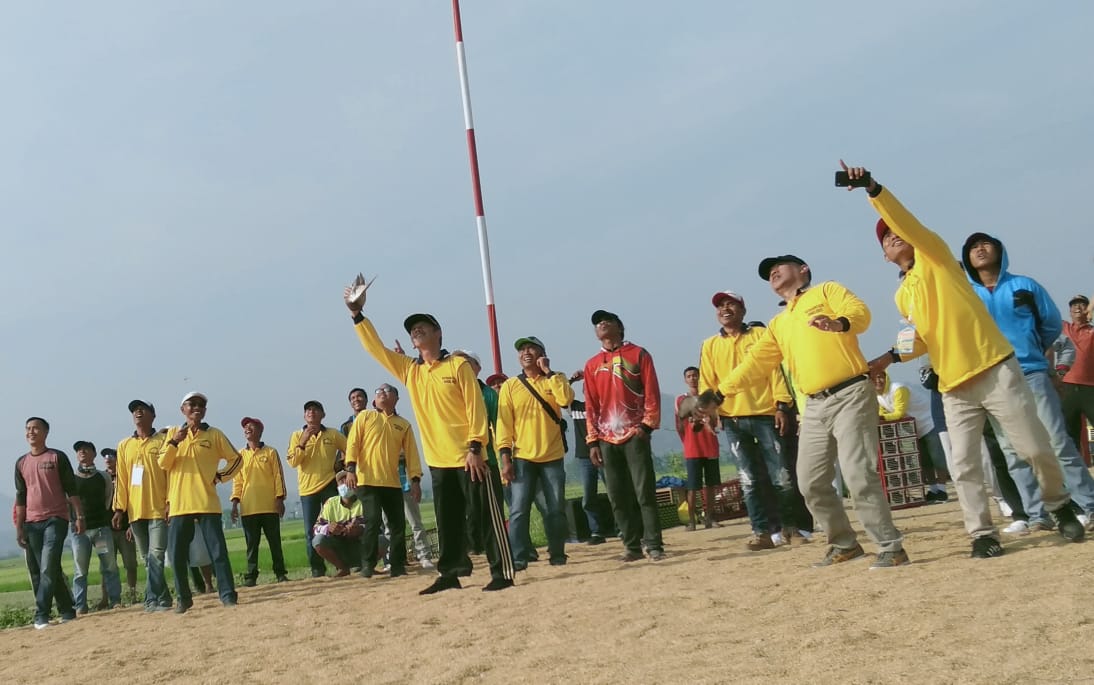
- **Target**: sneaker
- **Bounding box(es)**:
[747,534,776,551]
[1078,514,1093,531]
[933,490,949,503]
[482,578,514,592]
[60,614,76,624]
[243,577,257,588]
[685,523,696,532]
[419,576,461,595]
[704,517,722,529]
[798,530,814,541]
[77,607,89,616]
[970,536,1004,558]
[34,620,49,630]
[378,563,391,574]
[811,543,866,567]
[389,568,407,578]
[276,575,290,583]
[419,558,436,570]
[587,535,606,546]
[647,549,665,561]
[1003,520,1030,535]
[310,569,325,578]
[869,549,911,569]
[222,598,238,608]
[145,604,168,613]
[1050,505,1085,542]
[770,532,784,546]
[175,600,193,614]
[782,527,812,545]
[513,562,528,573]
[620,551,644,562]
[357,568,372,579]
[924,490,940,504]
[549,557,568,566]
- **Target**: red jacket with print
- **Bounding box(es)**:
[583,342,661,446]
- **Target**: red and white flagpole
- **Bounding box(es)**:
[451,0,503,375]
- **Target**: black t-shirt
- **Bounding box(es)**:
[72,471,111,530]
[570,400,589,459]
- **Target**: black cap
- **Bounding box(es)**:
[304,400,325,412]
[73,440,96,453]
[1070,294,1090,307]
[127,399,155,415]
[591,310,622,326]
[758,255,807,281]
[403,313,441,334]
[100,448,117,458]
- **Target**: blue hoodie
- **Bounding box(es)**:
[962,233,1061,375]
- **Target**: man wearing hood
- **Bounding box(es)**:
[843,161,1085,557]
[962,233,1094,529]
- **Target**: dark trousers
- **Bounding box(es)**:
[984,422,1027,520]
[167,514,237,606]
[25,517,75,623]
[359,486,407,573]
[432,463,514,581]
[600,437,663,555]
[300,480,338,574]
[1061,383,1094,455]
[780,417,814,532]
[578,457,609,536]
[241,513,287,579]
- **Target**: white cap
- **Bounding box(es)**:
[181,391,208,404]
[452,349,481,366]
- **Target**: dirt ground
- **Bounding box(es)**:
[3,499,1094,685]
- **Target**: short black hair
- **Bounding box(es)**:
[683,366,700,375]
[26,416,49,432]
[347,387,367,400]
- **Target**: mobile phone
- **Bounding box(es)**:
[835,170,872,187]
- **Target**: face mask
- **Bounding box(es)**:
[337,483,354,499]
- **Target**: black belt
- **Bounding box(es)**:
[807,374,868,400]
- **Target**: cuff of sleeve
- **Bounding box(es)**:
[352,312,365,324]
[345,462,357,473]
[868,183,884,198]
[889,349,903,364]
[836,317,851,333]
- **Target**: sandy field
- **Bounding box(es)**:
[3,499,1094,685]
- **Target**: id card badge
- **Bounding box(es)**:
[895,321,917,355]
[94,532,109,554]
[131,464,145,487]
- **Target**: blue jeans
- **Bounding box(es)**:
[71,525,121,610]
[508,459,567,564]
[995,370,1094,520]
[720,415,795,535]
[300,480,338,574]
[24,517,75,624]
[130,518,171,608]
[578,457,608,537]
[167,514,237,606]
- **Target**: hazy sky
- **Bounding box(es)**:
[3,2,1091,502]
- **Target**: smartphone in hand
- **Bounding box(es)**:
[835,170,872,187]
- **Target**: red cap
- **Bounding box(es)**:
[876,218,890,244]
[485,373,508,387]
[240,417,264,431]
[711,291,745,308]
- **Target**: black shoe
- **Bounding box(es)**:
[276,575,289,583]
[389,567,407,578]
[242,577,257,588]
[359,568,373,579]
[456,568,472,577]
[647,548,665,561]
[1051,504,1085,542]
[311,569,325,578]
[620,551,643,563]
[970,537,1005,559]
[513,562,528,573]
[419,576,462,595]
[549,556,568,566]
[174,600,193,614]
[934,490,949,503]
[482,578,514,592]
[587,535,606,546]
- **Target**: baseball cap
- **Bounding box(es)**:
[303,400,325,412]
[757,255,807,281]
[181,391,207,405]
[100,448,117,458]
[240,417,264,431]
[711,291,745,308]
[1068,294,1090,307]
[485,373,508,386]
[128,399,155,414]
[514,336,546,352]
[875,218,890,244]
[452,349,481,366]
[73,440,96,453]
[403,313,441,334]
[591,310,622,326]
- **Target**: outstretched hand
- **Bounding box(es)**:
[839,160,878,193]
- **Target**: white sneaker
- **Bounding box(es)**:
[33,621,49,630]
[1003,520,1030,535]
[798,530,814,541]
[419,558,435,570]
[770,532,784,546]
[1079,514,1092,531]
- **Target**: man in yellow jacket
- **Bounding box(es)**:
[842,161,1085,553]
[698,256,907,569]
[344,383,423,579]
[231,417,288,586]
[287,401,346,577]
[112,399,172,612]
[497,336,575,570]
[158,392,243,612]
[344,284,514,594]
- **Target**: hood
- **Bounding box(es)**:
[962,232,1008,286]
[875,372,891,395]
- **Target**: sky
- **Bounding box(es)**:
[2,2,1091,504]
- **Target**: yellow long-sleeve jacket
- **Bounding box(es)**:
[230,444,286,516]
[722,282,872,397]
[869,187,1013,392]
[157,424,243,517]
[113,430,170,521]
[496,372,575,463]
[699,327,794,416]
[345,410,423,489]
[287,427,345,496]
[353,315,489,468]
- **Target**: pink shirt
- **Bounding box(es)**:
[15,449,76,523]
[1063,322,1094,387]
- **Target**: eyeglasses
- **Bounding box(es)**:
[375,387,394,395]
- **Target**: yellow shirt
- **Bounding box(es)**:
[157,424,243,517]
[346,410,423,488]
[699,327,793,416]
[113,430,170,521]
[230,444,286,516]
[869,187,1014,392]
[496,373,575,463]
[723,282,871,397]
[287,428,346,497]
[353,316,489,468]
